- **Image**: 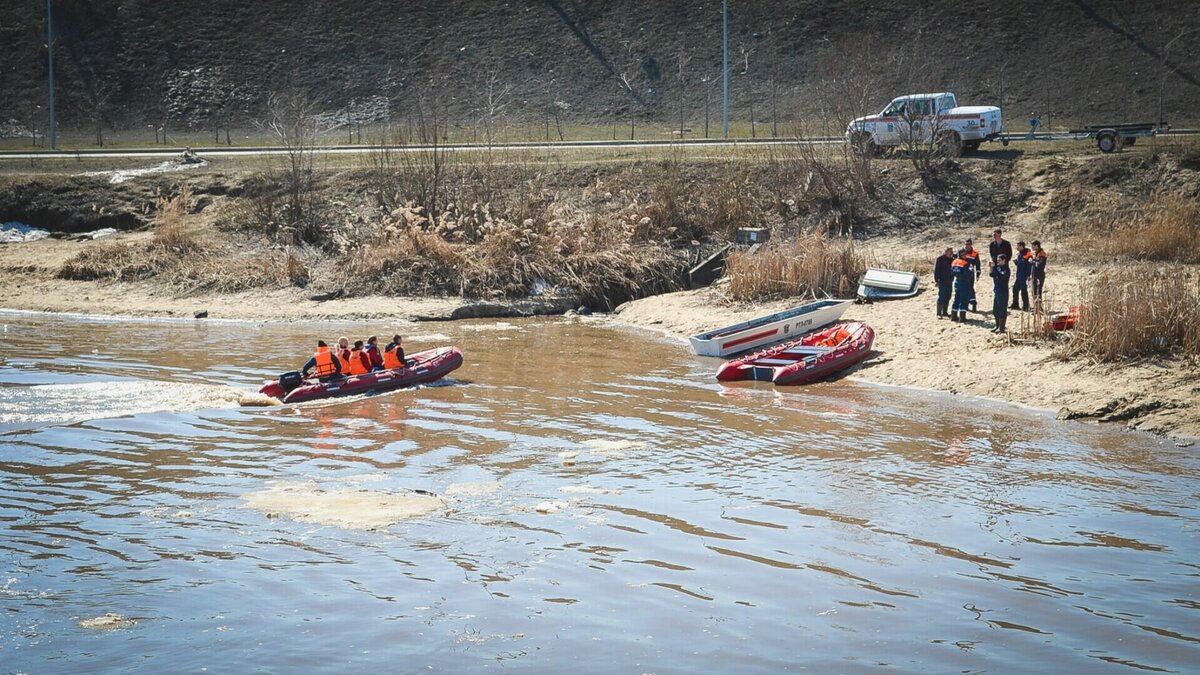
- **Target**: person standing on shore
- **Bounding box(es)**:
[988,229,1012,265]
[1010,241,1032,311]
[963,238,982,311]
[934,247,955,318]
[990,254,1011,333]
[951,249,973,323]
[1030,240,1049,305]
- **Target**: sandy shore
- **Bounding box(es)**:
[614,266,1200,440]
[3,234,1197,439]
[0,235,570,322]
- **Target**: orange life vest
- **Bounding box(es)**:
[312,346,337,377]
[963,248,979,261]
[336,349,352,373]
[348,349,371,376]
[951,258,968,269]
[382,345,404,370]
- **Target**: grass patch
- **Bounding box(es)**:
[726,232,869,301]
[1060,268,1200,362]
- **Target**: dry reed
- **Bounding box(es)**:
[726,232,869,301]
[1089,190,1200,263]
[1061,268,1200,361]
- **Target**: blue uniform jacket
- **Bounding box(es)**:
[1013,252,1032,282]
[991,264,1011,293]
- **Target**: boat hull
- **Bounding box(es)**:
[857,268,920,300]
[260,346,464,403]
[716,321,875,386]
[689,299,853,357]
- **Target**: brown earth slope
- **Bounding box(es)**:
[1,0,1198,137]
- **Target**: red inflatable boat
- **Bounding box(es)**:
[716,321,874,386]
[259,346,464,404]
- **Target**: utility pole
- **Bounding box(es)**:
[46,0,56,150]
[720,0,729,138]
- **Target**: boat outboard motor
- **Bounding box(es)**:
[278,371,304,393]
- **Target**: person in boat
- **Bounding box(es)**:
[1010,241,1033,312]
[302,340,343,380]
[962,238,982,311]
[383,334,407,370]
[950,248,974,323]
[933,247,955,319]
[990,254,1011,334]
[335,336,352,372]
[364,335,384,371]
[346,340,372,376]
[1030,240,1049,306]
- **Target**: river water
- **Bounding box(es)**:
[1,311,1196,672]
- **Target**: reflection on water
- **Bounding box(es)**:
[0,311,1197,672]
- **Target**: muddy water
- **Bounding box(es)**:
[1,311,1196,672]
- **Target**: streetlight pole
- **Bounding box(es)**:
[46,0,56,150]
[720,0,729,138]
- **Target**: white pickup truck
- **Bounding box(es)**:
[845,92,1003,156]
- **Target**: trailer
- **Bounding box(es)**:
[999,122,1170,153]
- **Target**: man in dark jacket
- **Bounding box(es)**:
[933,247,955,318]
[988,228,1012,264]
[1010,241,1032,311]
[990,254,1011,333]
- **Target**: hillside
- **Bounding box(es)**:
[1,0,1199,140]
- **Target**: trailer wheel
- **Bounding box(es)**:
[963,140,981,153]
[936,131,962,158]
[1123,136,1137,146]
[1096,131,1122,153]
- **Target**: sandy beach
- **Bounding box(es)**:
[614,251,1200,440]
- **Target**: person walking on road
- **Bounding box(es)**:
[990,254,1011,333]
[951,249,974,323]
[934,247,955,319]
[1010,241,1032,311]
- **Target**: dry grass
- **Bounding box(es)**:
[1060,268,1200,362]
[1072,189,1200,264]
[339,212,684,307]
[726,232,870,301]
[58,185,309,292]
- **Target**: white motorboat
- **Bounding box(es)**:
[689,298,853,357]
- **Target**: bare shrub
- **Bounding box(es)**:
[726,232,870,301]
[1061,268,1200,361]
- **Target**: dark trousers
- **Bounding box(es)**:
[1011,279,1029,310]
[953,284,971,312]
[993,292,1009,318]
[1031,274,1045,300]
[937,283,952,315]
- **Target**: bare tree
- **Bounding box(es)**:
[264,91,323,243]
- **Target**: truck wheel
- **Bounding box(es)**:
[1096,131,1122,153]
[849,132,878,158]
[937,131,962,158]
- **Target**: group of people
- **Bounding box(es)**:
[933,229,1048,333]
[301,334,408,379]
